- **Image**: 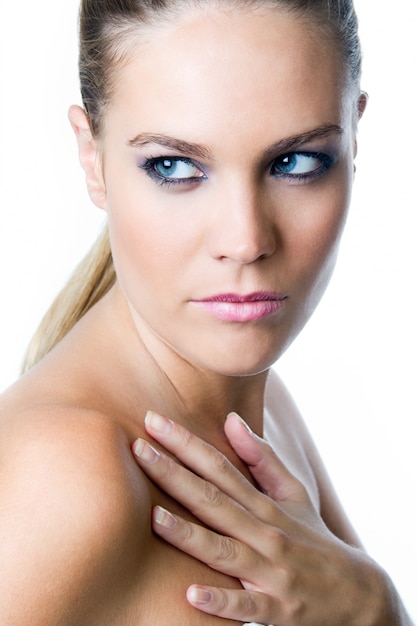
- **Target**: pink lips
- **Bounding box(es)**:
[193,292,287,322]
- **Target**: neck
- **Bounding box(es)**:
[98,284,268,445]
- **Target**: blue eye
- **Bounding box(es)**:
[271,152,332,180]
[141,156,206,186]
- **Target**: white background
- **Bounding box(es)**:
[0,1,416,620]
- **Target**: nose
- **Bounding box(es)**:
[208,184,277,264]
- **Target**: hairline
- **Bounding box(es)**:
[88,1,360,137]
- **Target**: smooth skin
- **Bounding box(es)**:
[134,409,410,625]
[0,5,412,625]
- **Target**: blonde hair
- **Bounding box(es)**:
[24,0,362,371]
[22,226,115,372]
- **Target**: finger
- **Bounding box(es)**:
[152,505,269,582]
[139,411,311,530]
[133,437,265,543]
[225,412,311,505]
[186,584,277,625]
[141,411,268,513]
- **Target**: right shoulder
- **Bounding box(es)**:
[0,405,152,624]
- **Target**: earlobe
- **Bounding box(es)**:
[68,105,107,209]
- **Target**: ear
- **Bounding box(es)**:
[353,91,369,160]
[68,105,107,209]
[357,91,368,120]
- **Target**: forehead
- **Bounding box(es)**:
[104,8,351,146]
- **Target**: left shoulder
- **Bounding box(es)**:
[265,369,326,463]
[264,369,320,507]
[265,369,363,547]
[265,368,311,441]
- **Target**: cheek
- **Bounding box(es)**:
[106,186,199,306]
[288,166,352,299]
[109,210,169,295]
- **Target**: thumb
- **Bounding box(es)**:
[224,412,309,504]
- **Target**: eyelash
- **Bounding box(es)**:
[270,152,334,182]
[139,157,206,188]
[138,151,334,188]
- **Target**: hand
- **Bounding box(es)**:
[132,411,401,625]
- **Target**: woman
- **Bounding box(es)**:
[0,0,412,624]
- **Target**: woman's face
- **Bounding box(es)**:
[96,7,359,376]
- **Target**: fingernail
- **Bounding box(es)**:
[133,439,161,464]
[228,412,253,434]
[188,586,213,605]
[145,411,173,434]
[153,506,177,529]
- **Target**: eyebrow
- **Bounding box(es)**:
[128,133,214,160]
[127,124,344,161]
[262,124,344,160]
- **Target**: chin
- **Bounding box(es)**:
[193,347,283,378]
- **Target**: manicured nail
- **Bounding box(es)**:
[187,586,213,605]
[228,412,253,434]
[145,411,173,434]
[153,506,177,530]
[133,439,161,464]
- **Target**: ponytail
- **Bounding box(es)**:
[22,224,116,372]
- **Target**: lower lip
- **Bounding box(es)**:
[192,299,285,322]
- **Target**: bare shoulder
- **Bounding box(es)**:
[265,369,362,547]
[265,369,327,465]
[0,401,151,625]
[265,368,312,440]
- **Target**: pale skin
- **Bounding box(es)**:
[0,5,412,625]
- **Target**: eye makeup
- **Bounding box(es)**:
[137,149,336,189]
[138,155,207,188]
[133,124,342,190]
[269,150,335,183]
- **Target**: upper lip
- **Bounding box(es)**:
[196,291,287,303]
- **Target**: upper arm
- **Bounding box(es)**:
[0,412,151,625]
[266,369,363,548]
[302,435,364,548]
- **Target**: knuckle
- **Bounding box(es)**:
[262,593,278,619]
[213,534,239,565]
[278,565,298,592]
[239,592,258,618]
[257,494,280,520]
[266,524,291,554]
[201,479,225,508]
[281,596,304,625]
[164,454,181,480]
[217,589,230,612]
[206,444,233,473]
[268,565,304,625]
